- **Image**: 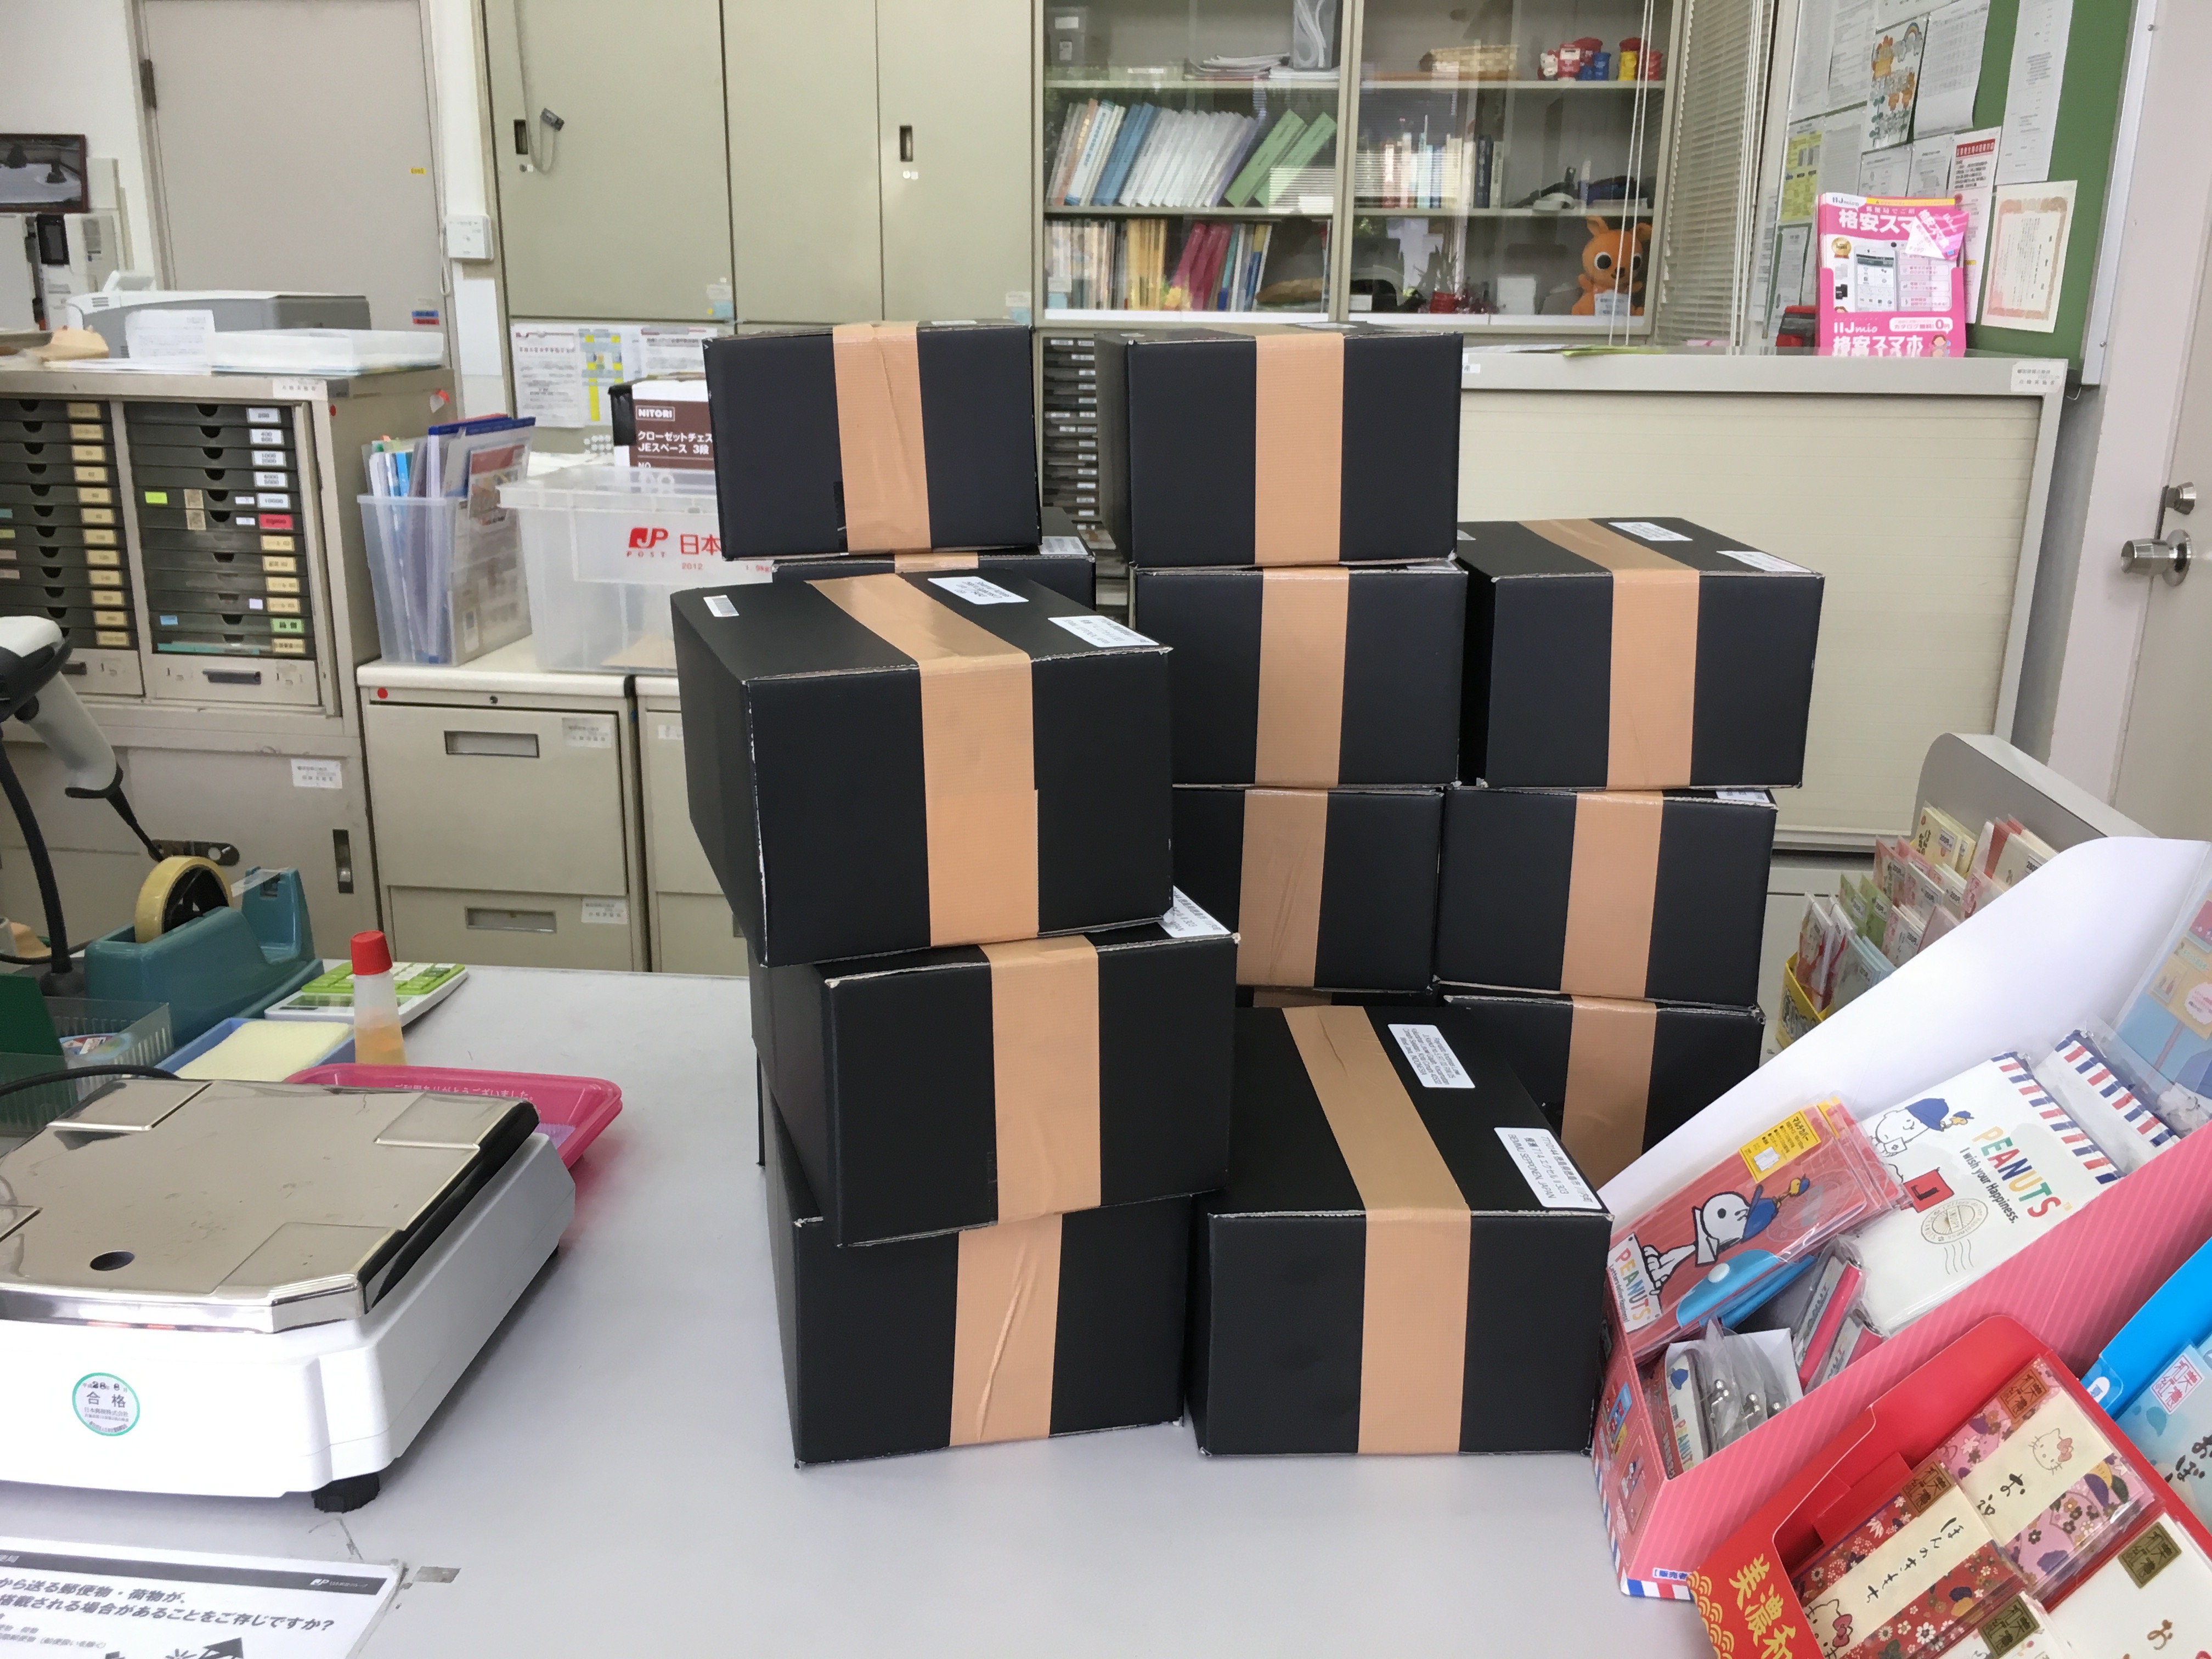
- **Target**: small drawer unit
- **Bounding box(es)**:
[360,641,647,972]
[0,399,126,651]
[635,675,744,975]
[127,400,314,672]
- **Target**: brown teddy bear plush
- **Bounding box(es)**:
[1571,216,1652,315]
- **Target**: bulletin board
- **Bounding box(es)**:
[1963,0,2136,370]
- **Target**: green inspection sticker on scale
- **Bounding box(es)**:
[73,1371,139,1436]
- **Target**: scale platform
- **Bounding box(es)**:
[0,1078,574,1509]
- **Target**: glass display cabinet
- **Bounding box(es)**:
[1038,0,1680,332]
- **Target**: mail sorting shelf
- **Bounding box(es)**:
[0,398,132,651]
[125,401,313,663]
[1041,333,1102,536]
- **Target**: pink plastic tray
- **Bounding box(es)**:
[284,1064,623,1167]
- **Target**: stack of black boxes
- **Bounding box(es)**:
[681,320,1825,1469]
[1440,515,1825,1188]
[681,324,1234,1464]
[1105,326,1615,1455]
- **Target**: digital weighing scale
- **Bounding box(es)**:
[0,1077,573,1510]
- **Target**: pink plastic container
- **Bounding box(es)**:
[285,1064,623,1167]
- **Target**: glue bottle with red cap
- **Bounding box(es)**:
[350,929,408,1067]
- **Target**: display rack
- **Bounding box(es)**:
[1037,0,1684,331]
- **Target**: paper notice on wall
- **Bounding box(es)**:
[1996,0,2073,185]
[1915,0,1990,136]
[1782,123,1825,222]
[1827,0,1877,110]
[635,324,723,377]
[1791,0,1841,115]
[1771,222,1814,335]
[1866,14,1929,153]
[1950,126,2002,321]
[1858,145,1913,196]
[1983,179,2076,332]
[1818,106,1867,203]
[511,324,586,426]
[1908,132,1957,196]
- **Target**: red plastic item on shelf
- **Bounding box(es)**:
[285,1064,623,1167]
[1691,1316,2212,1659]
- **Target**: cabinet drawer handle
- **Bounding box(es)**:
[444,730,539,758]
[467,907,556,933]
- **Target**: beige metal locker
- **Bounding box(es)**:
[876,0,1034,322]
[486,0,733,320]
[359,645,646,970]
[636,676,745,975]
[725,0,885,323]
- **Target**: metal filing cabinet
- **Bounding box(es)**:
[0,366,452,952]
[359,639,647,972]
[635,675,745,976]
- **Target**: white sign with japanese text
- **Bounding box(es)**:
[0,1536,399,1657]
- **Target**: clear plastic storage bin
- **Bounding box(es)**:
[0,996,174,1135]
[502,467,733,672]
[358,495,532,665]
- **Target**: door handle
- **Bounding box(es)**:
[2122,529,2192,583]
[899,125,915,163]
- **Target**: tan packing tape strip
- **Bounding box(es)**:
[1253,332,1344,566]
[1559,791,1664,1001]
[979,936,1102,1220]
[832,322,932,551]
[1523,519,1699,789]
[1254,567,1349,787]
[1562,995,1658,1189]
[1235,788,1328,987]
[892,551,980,573]
[948,1211,1062,1445]
[1284,1006,1470,1454]
[812,574,1039,944]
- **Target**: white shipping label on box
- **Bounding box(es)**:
[1160,888,1229,939]
[1050,614,1153,649]
[1609,521,1691,541]
[0,1536,398,1656]
[1389,1024,1476,1090]
[929,575,1025,605]
[562,716,614,750]
[1498,1127,1606,1210]
[703,594,738,618]
[1040,537,1087,556]
[1718,548,1812,574]
[289,758,343,791]
[580,898,629,926]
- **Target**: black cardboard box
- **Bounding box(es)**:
[759,918,1235,1245]
[767,1103,1189,1464]
[1191,1005,1610,1454]
[675,571,1171,966]
[1439,989,1763,1189]
[706,323,1040,557]
[1092,326,1462,566]
[774,548,1094,607]
[1456,517,1822,789]
[1237,986,1441,1008]
[1171,786,1440,991]
[1435,785,1775,1005]
[1131,562,1464,785]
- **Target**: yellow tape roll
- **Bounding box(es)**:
[133,856,232,944]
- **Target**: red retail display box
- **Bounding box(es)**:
[1592,834,2212,1596]
[1690,1315,2212,1657]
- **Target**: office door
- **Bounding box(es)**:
[2115,222,2212,838]
[876,0,1032,321]
[485,0,732,320]
[140,0,444,330]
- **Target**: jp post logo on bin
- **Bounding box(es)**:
[625,526,718,560]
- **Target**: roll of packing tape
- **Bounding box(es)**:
[134,856,232,944]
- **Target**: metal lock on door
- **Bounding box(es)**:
[2123,482,2196,582]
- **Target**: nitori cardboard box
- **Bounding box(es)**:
[1590,836,2212,1598]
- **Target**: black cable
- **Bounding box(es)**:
[104,791,163,864]
[0,1063,176,1101]
[0,741,71,979]
[0,951,48,966]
